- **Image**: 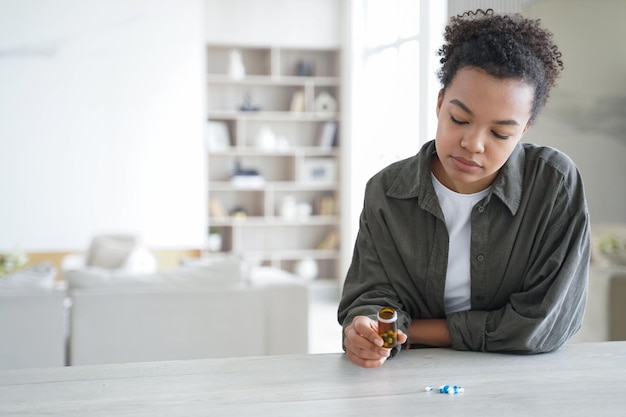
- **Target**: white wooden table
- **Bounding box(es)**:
[1,342,625,416]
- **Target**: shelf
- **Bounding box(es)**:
[206,44,343,283]
[234,249,340,260]
[208,148,339,157]
[209,182,339,192]
[207,110,339,122]
[209,215,341,226]
[207,74,340,86]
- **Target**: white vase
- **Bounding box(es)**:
[280,195,297,220]
[314,91,337,113]
[228,49,245,80]
[255,126,276,151]
[295,258,318,281]
[297,203,313,220]
[207,233,223,252]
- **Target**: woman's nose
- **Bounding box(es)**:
[461,128,485,153]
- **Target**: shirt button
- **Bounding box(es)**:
[478,206,485,213]
[477,254,485,262]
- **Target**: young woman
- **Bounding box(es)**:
[338,9,590,368]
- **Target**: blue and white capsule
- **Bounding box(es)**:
[439,385,464,395]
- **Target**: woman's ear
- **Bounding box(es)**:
[436,89,444,118]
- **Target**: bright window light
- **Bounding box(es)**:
[361,0,423,169]
[345,0,447,252]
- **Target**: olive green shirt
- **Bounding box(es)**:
[338,140,590,354]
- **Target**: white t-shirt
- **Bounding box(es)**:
[432,174,491,314]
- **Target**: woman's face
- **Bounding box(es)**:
[433,66,534,194]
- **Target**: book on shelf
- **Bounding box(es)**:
[230,175,266,188]
[317,229,339,250]
[209,198,228,218]
[315,194,336,216]
[317,121,338,150]
[290,90,306,112]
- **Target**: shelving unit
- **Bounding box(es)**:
[205,45,342,284]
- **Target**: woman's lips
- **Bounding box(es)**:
[452,156,481,171]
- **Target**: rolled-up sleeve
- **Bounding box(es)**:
[338,181,414,340]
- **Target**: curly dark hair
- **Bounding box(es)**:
[437,9,564,124]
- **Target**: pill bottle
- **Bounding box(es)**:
[377,307,398,348]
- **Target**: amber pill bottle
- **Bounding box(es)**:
[377,307,398,348]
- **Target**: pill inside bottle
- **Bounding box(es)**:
[377,307,398,348]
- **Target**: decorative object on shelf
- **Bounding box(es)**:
[230,206,248,219]
[294,258,319,281]
[316,194,336,216]
[231,176,265,188]
[275,135,290,153]
[207,229,223,252]
[317,230,339,250]
[232,161,260,176]
[280,195,298,220]
[290,90,305,112]
[240,91,260,112]
[280,197,313,221]
[300,157,337,183]
[205,121,231,151]
[314,91,337,114]
[255,125,277,151]
[231,161,265,188]
[296,60,314,76]
[317,121,338,150]
[209,198,228,219]
[206,45,342,285]
[297,202,313,221]
[228,49,246,80]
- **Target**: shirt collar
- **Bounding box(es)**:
[386,140,524,215]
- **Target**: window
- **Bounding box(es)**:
[345,0,447,246]
[362,0,423,167]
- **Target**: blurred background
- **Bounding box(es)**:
[1,0,625,369]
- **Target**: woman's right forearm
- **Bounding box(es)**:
[407,319,452,347]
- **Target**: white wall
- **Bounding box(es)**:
[444,0,626,224]
[6,0,615,255]
[447,0,545,16]
[447,0,626,224]
[523,0,626,223]
[0,0,206,251]
[204,0,342,48]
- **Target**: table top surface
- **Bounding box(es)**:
[1,341,625,417]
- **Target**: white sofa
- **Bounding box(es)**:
[569,264,626,343]
[568,223,626,343]
[65,260,309,366]
[0,290,67,370]
[0,262,67,370]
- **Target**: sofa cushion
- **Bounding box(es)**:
[65,257,244,290]
[85,235,137,269]
[168,257,244,286]
[64,268,167,289]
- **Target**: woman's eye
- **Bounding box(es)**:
[491,131,510,140]
[450,114,467,125]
